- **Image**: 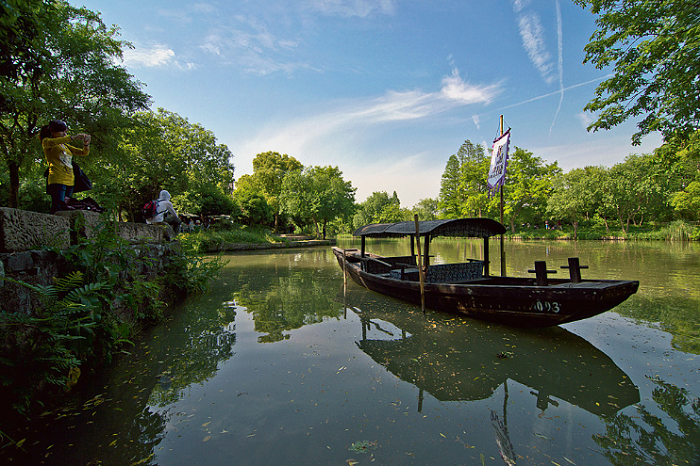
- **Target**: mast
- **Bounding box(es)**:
[499,115,506,277]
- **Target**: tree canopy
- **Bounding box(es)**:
[576,0,700,144]
[0,0,150,207]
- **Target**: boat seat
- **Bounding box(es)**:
[425,261,484,283]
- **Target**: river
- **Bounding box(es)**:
[3,239,699,466]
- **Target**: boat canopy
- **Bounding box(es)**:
[353,218,506,239]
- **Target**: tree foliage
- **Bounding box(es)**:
[0,0,150,207]
[279,166,355,238]
[250,151,302,231]
[105,109,234,220]
[576,0,700,144]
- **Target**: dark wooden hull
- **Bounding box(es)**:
[333,247,639,328]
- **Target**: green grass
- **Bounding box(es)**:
[178,224,287,253]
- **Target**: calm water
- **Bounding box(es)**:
[4,240,700,466]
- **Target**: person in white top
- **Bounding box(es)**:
[146,190,181,231]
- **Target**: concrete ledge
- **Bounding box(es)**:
[0,207,70,252]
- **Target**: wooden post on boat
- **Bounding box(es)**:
[414,215,426,314]
[499,115,506,277]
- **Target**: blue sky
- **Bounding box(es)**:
[77,0,661,207]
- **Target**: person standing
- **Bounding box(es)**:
[39,120,91,214]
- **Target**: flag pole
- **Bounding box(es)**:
[499,115,506,277]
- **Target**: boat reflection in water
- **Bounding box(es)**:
[347,289,640,418]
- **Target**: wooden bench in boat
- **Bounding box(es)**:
[424,261,484,283]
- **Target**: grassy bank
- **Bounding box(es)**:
[178,224,289,253]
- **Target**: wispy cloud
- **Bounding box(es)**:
[238,67,501,171]
[516,13,554,84]
[308,0,397,18]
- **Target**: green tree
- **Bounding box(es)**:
[576,0,700,144]
[546,167,604,239]
[107,109,234,220]
[232,174,273,226]
[654,130,700,221]
[0,1,150,208]
[251,151,303,232]
[457,140,491,218]
[280,166,356,238]
[439,140,491,219]
[412,198,439,221]
[353,191,401,228]
[503,147,561,232]
[600,154,668,233]
[439,154,462,218]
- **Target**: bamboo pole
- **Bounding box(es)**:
[499,115,506,277]
[414,215,426,314]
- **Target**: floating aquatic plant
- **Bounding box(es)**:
[348,440,378,453]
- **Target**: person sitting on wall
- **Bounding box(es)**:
[146,190,182,233]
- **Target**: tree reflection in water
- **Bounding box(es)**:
[595,376,700,465]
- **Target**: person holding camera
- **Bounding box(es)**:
[39,120,91,214]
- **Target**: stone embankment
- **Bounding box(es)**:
[0,207,177,314]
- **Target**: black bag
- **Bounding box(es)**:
[43,161,92,194]
[72,161,92,193]
[65,196,105,212]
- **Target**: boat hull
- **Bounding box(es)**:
[333,247,639,327]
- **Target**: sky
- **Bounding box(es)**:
[76,0,662,207]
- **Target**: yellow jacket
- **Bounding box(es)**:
[42,136,89,186]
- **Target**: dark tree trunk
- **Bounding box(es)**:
[8,160,20,208]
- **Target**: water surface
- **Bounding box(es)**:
[4,240,699,465]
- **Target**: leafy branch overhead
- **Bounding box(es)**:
[576,0,700,144]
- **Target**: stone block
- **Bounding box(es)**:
[117,222,169,242]
[54,211,170,243]
[0,207,70,252]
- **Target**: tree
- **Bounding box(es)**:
[503,147,561,232]
[438,140,491,219]
[576,0,700,144]
[654,130,700,221]
[0,1,150,207]
[353,191,401,229]
[280,166,356,238]
[547,167,604,239]
[439,154,462,218]
[107,109,234,220]
[457,140,491,218]
[233,174,273,226]
[413,198,439,221]
[601,154,669,233]
[251,151,302,232]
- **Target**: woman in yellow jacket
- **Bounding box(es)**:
[39,120,91,214]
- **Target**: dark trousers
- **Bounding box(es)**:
[48,183,74,214]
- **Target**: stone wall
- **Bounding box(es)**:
[0,208,178,314]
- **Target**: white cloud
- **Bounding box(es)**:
[517,13,554,84]
[440,68,501,105]
[576,112,593,129]
[309,0,396,18]
[122,45,175,68]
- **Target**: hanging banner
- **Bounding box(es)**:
[487,130,510,195]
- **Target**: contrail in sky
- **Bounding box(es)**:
[549,0,564,135]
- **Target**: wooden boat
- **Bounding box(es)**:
[333,218,639,327]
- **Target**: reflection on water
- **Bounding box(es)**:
[2,245,699,466]
[350,288,639,416]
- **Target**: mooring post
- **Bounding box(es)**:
[560,257,588,283]
[528,261,557,286]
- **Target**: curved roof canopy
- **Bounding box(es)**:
[353,218,506,239]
